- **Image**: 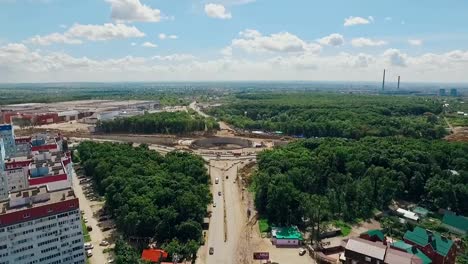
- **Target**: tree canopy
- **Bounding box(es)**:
[253,137,468,226]
[96,111,219,134]
[77,142,211,260]
[209,93,447,139]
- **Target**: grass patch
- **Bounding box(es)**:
[82,217,91,242]
[333,220,352,236]
[259,219,270,233]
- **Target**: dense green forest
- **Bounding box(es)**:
[0,85,193,106]
[77,142,211,261]
[209,93,447,139]
[96,111,219,134]
[253,137,468,234]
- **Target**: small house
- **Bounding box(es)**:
[271,226,303,247]
[360,229,386,243]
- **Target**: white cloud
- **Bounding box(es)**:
[152,54,196,61]
[230,29,321,54]
[344,16,371,26]
[27,23,145,45]
[220,46,233,57]
[2,42,468,82]
[131,42,137,46]
[142,41,157,48]
[159,33,178,40]
[317,33,344,46]
[68,23,145,41]
[408,39,423,46]
[106,0,161,23]
[383,48,407,66]
[351,38,387,47]
[204,3,232,19]
[28,33,82,45]
[59,24,67,29]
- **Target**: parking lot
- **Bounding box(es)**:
[73,166,115,264]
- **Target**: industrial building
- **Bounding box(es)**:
[0,100,160,126]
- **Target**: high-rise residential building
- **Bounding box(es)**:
[0,186,86,264]
[439,89,446,96]
[0,125,16,158]
[450,88,458,97]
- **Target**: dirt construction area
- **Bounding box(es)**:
[446,126,468,142]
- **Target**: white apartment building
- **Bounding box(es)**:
[0,186,85,264]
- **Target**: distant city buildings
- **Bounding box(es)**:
[439,88,459,97]
[0,123,85,264]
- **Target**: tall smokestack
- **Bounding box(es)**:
[382,69,386,91]
[397,76,401,90]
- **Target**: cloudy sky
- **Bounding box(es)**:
[1,0,468,83]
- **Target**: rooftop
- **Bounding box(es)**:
[0,186,76,215]
[141,249,168,263]
[361,229,385,241]
[272,226,303,240]
[442,212,468,232]
[346,238,387,260]
[403,226,454,257]
[384,248,423,264]
[391,241,432,264]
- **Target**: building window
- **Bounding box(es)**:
[365,256,371,262]
[23,213,30,219]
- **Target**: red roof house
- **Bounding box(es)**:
[141,249,168,263]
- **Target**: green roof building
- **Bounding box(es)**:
[391,241,432,264]
[360,229,385,242]
[442,212,468,236]
[412,207,430,218]
[403,226,456,263]
[271,226,303,247]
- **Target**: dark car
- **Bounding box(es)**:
[209,247,214,255]
[218,191,221,196]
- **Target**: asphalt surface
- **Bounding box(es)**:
[202,159,247,264]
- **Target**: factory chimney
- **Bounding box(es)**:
[382,69,386,91]
[397,76,401,90]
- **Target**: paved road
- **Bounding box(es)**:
[197,159,248,264]
[72,169,108,264]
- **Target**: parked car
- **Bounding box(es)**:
[299,248,306,256]
[213,203,216,207]
[100,240,110,246]
[218,191,221,196]
[84,243,93,250]
[215,178,219,184]
[99,216,110,222]
[209,247,214,255]
[86,249,93,257]
[107,258,115,263]
[83,216,88,223]
[86,226,93,231]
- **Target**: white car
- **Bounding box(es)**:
[86,249,93,257]
[213,203,216,207]
[84,243,93,250]
[100,240,110,246]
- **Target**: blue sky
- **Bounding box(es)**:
[1,0,468,82]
